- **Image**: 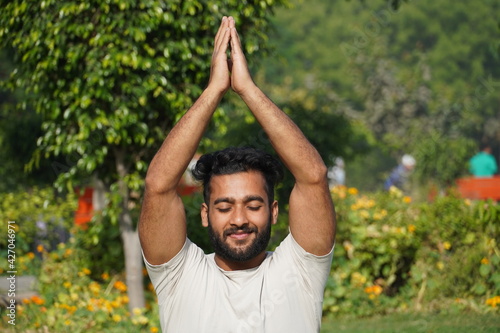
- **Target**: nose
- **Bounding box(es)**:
[231,206,248,227]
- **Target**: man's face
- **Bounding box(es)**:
[201,171,278,267]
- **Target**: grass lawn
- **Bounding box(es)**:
[321,312,500,333]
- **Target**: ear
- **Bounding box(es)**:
[271,200,279,225]
[201,203,209,227]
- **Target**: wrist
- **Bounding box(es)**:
[204,84,228,101]
[235,81,258,97]
[237,83,261,101]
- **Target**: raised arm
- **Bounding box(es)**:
[139,17,232,265]
[228,18,335,255]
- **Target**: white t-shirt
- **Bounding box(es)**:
[144,234,334,333]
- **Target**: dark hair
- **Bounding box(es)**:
[192,146,284,205]
[480,142,492,151]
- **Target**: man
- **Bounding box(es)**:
[469,144,498,177]
[384,154,416,193]
[139,16,336,332]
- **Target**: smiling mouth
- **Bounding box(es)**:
[227,232,252,240]
[224,227,256,240]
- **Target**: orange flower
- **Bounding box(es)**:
[64,249,73,257]
[364,285,383,296]
[481,258,490,265]
[407,224,416,233]
[31,295,45,305]
[403,196,412,203]
[485,296,500,308]
[36,245,44,253]
[348,187,358,195]
[114,280,127,292]
[27,252,35,260]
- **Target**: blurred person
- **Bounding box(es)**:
[384,154,416,192]
[139,17,335,333]
[328,157,346,187]
[469,143,498,177]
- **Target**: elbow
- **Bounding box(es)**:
[144,174,160,193]
[306,163,329,185]
[144,173,177,195]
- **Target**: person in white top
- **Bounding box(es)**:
[139,16,336,333]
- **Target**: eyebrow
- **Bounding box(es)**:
[213,195,265,205]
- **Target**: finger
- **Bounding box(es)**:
[229,23,244,59]
[213,16,228,51]
[215,25,231,57]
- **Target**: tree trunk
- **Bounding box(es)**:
[121,228,145,311]
[115,148,145,312]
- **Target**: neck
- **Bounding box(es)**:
[214,251,267,271]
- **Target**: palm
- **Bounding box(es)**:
[229,26,255,95]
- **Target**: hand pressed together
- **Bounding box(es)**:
[207,16,256,97]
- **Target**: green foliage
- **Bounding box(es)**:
[1,187,499,331]
[409,198,500,303]
[325,186,420,317]
[412,132,476,187]
[0,49,55,191]
[0,0,289,194]
[0,188,76,258]
[324,186,500,318]
[1,241,160,332]
[263,0,500,190]
[71,216,125,277]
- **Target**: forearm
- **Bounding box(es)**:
[240,85,327,183]
[145,87,224,193]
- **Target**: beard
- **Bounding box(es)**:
[208,215,272,263]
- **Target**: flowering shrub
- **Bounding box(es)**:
[1,240,160,332]
[323,185,500,317]
[1,185,498,331]
[0,188,76,257]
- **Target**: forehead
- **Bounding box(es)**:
[209,171,268,203]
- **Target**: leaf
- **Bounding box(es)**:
[479,264,491,277]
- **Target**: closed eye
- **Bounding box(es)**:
[217,207,231,213]
[248,206,262,211]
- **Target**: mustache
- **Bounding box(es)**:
[223,226,258,237]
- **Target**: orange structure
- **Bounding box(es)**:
[456,176,500,201]
[74,187,94,226]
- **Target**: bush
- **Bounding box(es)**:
[1,185,498,331]
[1,240,160,332]
[323,186,500,318]
[0,188,76,273]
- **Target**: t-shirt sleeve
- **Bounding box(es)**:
[273,233,334,302]
[142,238,203,304]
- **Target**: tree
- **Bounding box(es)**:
[0,50,57,192]
[0,0,289,311]
[262,0,499,190]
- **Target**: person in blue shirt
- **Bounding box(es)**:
[469,144,498,177]
[384,154,416,192]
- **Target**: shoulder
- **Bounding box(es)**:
[273,233,334,265]
[144,238,207,275]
